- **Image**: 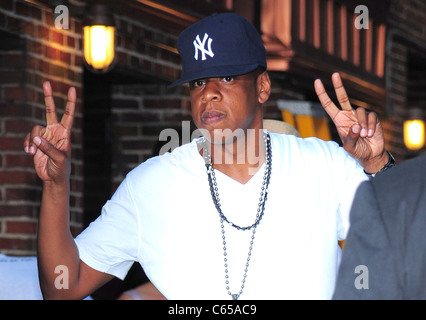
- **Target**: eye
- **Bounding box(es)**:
[190,79,205,88]
[222,76,234,82]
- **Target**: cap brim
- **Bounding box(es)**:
[167,63,262,88]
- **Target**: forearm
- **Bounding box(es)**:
[37,180,81,299]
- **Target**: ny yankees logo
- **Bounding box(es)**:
[193,33,214,61]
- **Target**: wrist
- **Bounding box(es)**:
[363,150,396,177]
[42,180,70,193]
[39,180,70,221]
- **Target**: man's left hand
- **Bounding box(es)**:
[314,72,389,174]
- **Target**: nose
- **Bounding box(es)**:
[201,80,222,102]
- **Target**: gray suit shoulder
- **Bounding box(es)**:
[370,153,426,197]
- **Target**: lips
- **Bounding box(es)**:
[201,111,226,125]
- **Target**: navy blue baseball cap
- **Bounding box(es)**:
[168,13,267,88]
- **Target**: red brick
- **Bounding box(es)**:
[0,237,35,251]
[25,57,38,72]
[27,40,43,55]
[38,58,50,73]
[38,25,49,40]
[5,154,33,168]
[5,186,39,201]
[0,205,34,217]
[60,51,71,64]
[4,119,33,133]
[0,70,22,84]
[2,53,25,67]
[50,64,66,78]
[0,137,25,151]
[6,16,23,34]
[22,20,36,37]
[45,46,60,60]
[0,104,31,117]
[0,171,35,184]
[43,10,53,26]
[5,220,37,234]
[4,87,36,101]
[31,5,42,21]
[51,30,63,45]
[66,35,75,48]
[73,19,83,33]
[4,87,25,100]
[15,2,30,16]
[74,54,83,68]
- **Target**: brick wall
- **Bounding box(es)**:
[383,0,426,159]
[110,83,192,189]
[108,9,191,190]
[0,0,83,255]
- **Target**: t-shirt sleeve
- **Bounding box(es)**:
[74,178,140,280]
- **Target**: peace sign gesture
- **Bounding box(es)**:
[314,73,388,173]
[23,81,76,183]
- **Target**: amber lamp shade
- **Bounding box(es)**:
[404,109,425,151]
[83,5,115,73]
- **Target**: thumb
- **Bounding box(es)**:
[33,136,67,164]
[342,124,361,154]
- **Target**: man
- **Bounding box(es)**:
[24,13,392,300]
[333,153,426,300]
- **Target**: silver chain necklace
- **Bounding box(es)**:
[200,132,272,300]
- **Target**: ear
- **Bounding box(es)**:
[257,71,271,104]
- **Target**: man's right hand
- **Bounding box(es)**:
[23,81,76,184]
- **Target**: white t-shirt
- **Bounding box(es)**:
[0,254,43,300]
[75,132,367,300]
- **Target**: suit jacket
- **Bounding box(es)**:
[333,153,426,299]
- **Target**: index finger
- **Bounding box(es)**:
[43,81,58,125]
[60,86,76,130]
[331,72,352,111]
[314,78,339,120]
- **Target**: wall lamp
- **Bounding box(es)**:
[50,0,116,73]
[404,108,425,151]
